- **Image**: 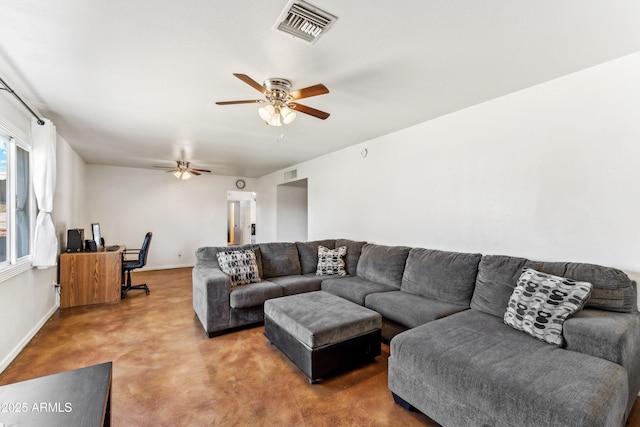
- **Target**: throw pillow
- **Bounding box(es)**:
[503,267,592,346]
[216,250,261,287]
[316,245,347,276]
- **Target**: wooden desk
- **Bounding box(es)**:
[0,362,112,427]
[59,247,125,308]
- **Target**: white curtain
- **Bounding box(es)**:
[31,118,58,268]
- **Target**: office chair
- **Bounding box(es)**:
[121,232,153,298]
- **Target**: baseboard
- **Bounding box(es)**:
[140,263,194,272]
[0,264,189,375]
[0,303,59,374]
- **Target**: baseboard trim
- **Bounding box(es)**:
[0,265,189,375]
[0,304,58,374]
[139,263,194,272]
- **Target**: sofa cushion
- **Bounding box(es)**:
[229,280,283,309]
[316,245,347,276]
[388,309,628,427]
[504,268,592,346]
[356,244,411,289]
[526,260,637,313]
[336,239,367,275]
[471,255,637,318]
[195,244,262,272]
[365,291,468,329]
[258,242,301,278]
[471,255,526,317]
[564,262,637,313]
[216,249,262,287]
[268,275,322,296]
[296,239,336,274]
[401,248,481,306]
[321,276,397,306]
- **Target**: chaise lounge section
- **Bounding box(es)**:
[388,254,640,426]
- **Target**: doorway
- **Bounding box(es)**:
[276,178,308,242]
[227,191,256,246]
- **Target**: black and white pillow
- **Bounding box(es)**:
[504,267,592,346]
[216,250,261,287]
[316,245,347,276]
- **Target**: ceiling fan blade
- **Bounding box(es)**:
[190,168,212,173]
[289,84,329,100]
[164,169,178,173]
[216,100,263,105]
[190,170,202,176]
[289,103,330,120]
[233,73,266,95]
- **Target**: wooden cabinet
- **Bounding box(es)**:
[59,247,124,308]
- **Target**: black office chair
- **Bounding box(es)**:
[121,232,153,298]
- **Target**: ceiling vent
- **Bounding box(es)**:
[272,0,338,44]
[284,169,298,181]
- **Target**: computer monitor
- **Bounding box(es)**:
[91,223,102,247]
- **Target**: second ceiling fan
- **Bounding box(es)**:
[216,73,330,126]
[153,161,211,180]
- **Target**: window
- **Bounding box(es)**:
[0,134,31,268]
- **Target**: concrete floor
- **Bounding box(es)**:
[0,267,638,426]
[0,268,435,426]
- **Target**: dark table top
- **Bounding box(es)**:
[0,361,112,427]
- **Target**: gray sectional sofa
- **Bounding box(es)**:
[192,239,366,337]
[192,239,640,426]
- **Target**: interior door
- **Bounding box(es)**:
[227,200,241,245]
[227,191,256,246]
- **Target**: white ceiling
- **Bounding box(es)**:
[1,1,639,178]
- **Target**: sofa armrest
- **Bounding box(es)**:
[564,309,640,366]
[192,267,232,337]
[564,308,640,415]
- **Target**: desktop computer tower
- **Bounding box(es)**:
[66,229,84,252]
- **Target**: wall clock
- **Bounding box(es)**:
[235,179,246,189]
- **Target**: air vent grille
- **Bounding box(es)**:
[284,169,298,181]
[273,0,337,44]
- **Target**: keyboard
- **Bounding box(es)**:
[106,245,120,251]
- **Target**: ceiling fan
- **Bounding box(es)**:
[153,161,211,180]
[216,73,330,126]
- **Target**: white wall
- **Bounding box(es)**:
[85,165,256,269]
[0,95,87,372]
[55,134,89,244]
[276,181,308,242]
[258,53,640,289]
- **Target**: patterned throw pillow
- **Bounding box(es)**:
[316,245,347,276]
[504,267,592,346]
[216,250,261,287]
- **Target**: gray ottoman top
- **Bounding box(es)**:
[264,291,382,349]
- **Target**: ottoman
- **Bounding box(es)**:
[264,291,382,383]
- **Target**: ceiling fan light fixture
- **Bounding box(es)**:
[258,104,275,122]
[217,73,329,124]
[268,109,283,126]
[281,106,297,124]
[258,104,296,127]
[173,169,191,180]
[155,160,210,178]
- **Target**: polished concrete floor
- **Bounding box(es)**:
[1,267,639,426]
